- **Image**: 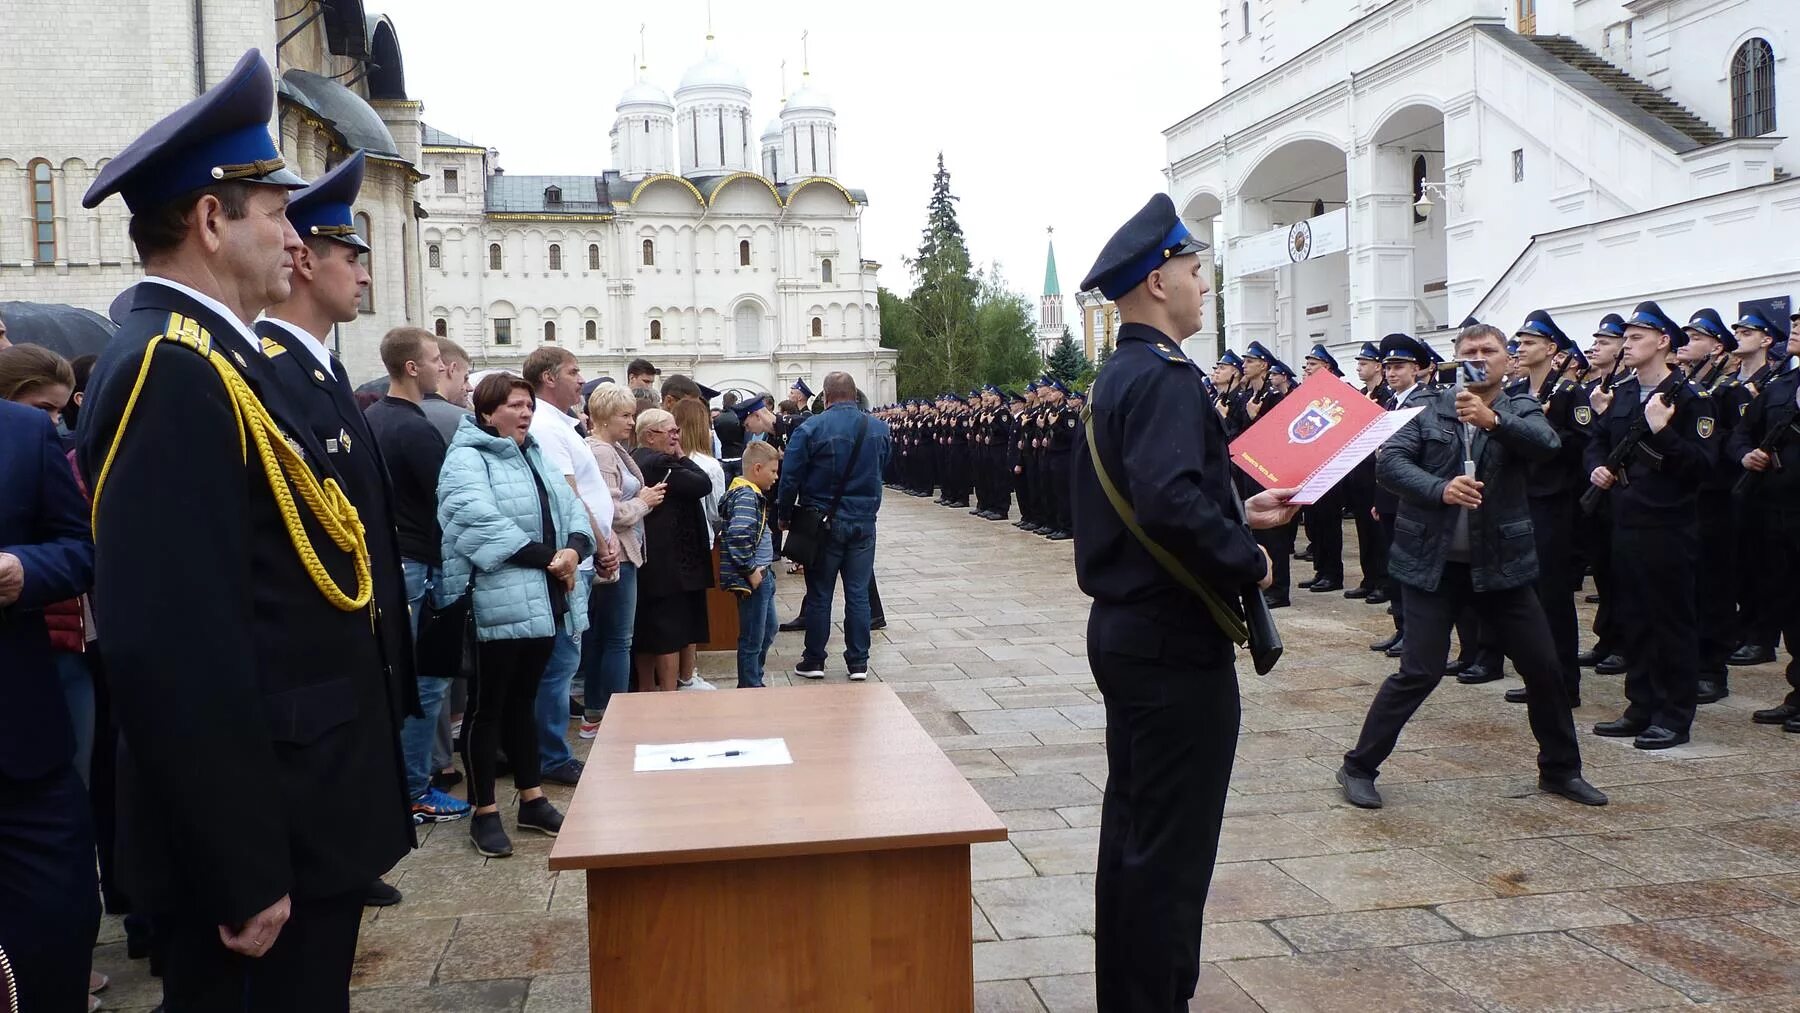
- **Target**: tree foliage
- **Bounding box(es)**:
[878,153,1045,398]
[1046,325,1091,386]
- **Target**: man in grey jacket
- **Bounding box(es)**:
[1336,323,1606,810]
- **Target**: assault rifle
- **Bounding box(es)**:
[1733,414,1800,498]
[1579,365,1687,515]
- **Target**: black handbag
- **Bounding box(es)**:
[415,572,475,679]
[781,413,869,567]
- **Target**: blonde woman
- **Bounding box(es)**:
[580,383,665,734]
[629,408,715,690]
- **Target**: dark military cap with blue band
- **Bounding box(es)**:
[791,378,814,399]
[1079,193,1210,301]
[1506,339,1521,357]
[1566,346,1590,372]
[1685,308,1735,351]
[1734,307,1791,343]
[1624,301,1686,350]
[83,50,305,214]
[1271,360,1297,382]
[287,151,371,252]
[1217,350,1244,370]
[1304,343,1341,374]
[1378,332,1430,366]
[1354,341,1381,362]
[1244,340,1276,363]
[1593,313,1627,339]
[728,394,769,420]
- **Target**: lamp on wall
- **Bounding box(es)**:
[1413,179,1464,219]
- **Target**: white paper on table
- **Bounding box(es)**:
[1290,407,1425,505]
[632,738,793,772]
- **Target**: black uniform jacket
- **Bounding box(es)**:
[1727,359,1800,511]
[1072,323,1266,667]
[77,283,413,927]
[1582,375,1719,527]
[1505,375,1593,499]
[255,319,418,700]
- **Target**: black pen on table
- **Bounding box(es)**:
[669,750,743,763]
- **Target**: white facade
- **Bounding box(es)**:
[0,1,428,382]
[418,43,895,403]
[1171,0,1795,366]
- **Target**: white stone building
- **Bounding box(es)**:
[416,41,897,403]
[0,0,428,381]
[1166,0,1798,365]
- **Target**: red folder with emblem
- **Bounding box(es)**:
[1229,370,1420,503]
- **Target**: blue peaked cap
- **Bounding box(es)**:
[1218,350,1244,369]
[1625,301,1686,350]
[1080,193,1209,301]
[1593,313,1627,339]
[287,151,370,251]
[1686,308,1735,351]
[1734,308,1791,343]
[1305,343,1341,374]
[1378,332,1430,366]
[1516,309,1575,353]
[83,50,305,214]
[1354,341,1381,362]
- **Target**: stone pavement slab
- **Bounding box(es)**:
[90,495,1800,1010]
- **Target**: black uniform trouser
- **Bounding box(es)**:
[990,449,1011,518]
[1614,521,1699,734]
[1302,491,1345,584]
[0,764,101,1013]
[1090,620,1237,1013]
[1045,451,1072,532]
[1530,494,1580,699]
[1696,490,1737,679]
[1378,511,1403,630]
[1344,564,1582,781]
[161,890,363,1012]
[1256,523,1294,599]
[1583,507,1618,652]
[1347,469,1386,590]
[1758,509,1800,706]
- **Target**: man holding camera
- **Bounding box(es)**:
[1337,322,1604,810]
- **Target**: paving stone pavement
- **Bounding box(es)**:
[92,493,1800,1011]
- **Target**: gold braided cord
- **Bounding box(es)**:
[90,330,373,612]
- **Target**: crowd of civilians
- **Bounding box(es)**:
[0,312,891,1004]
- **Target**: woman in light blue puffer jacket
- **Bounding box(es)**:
[438,374,593,858]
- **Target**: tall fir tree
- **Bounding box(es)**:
[1046,325,1091,384]
[894,153,981,397]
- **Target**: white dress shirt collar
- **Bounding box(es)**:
[256,315,336,378]
[139,276,261,350]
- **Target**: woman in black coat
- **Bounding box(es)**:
[628,408,716,690]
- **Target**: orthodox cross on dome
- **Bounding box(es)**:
[780,58,788,101]
[705,0,715,45]
[638,22,647,74]
[802,30,810,77]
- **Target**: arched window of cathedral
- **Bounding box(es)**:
[739,239,751,266]
[544,321,557,343]
[434,318,447,337]
[489,243,503,270]
[649,319,663,341]
[1412,155,1428,224]
[820,258,833,284]
[1732,39,1777,137]
[585,320,597,343]
[735,303,762,354]
[588,243,600,270]
[427,243,441,269]
[355,212,374,312]
[29,160,56,264]
[642,239,655,266]
[548,243,562,271]
[811,316,823,338]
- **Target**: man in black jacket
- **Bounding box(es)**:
[1728,332,1800,732]
[1337,323,1604,810]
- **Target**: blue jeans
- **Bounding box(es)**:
[801,519,876,670]
[400,559,453,800]
[737,568,779,687]
[581,562,638,717]
[537,628,581,772]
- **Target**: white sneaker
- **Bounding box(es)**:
[678,675,717,691]
[848,668,868,682]
[793,664,825,680]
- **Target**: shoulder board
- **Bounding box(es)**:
[259,335,289,359]
[157,312,213,356]
[1556,379,1574,391]
[1147,340,1191,366]
[1693,385,1710,398]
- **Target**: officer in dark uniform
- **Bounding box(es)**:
[1228,342,1292,603]
[1041,378,1078,540]
[1678,308,1750,703]
[1586,301,1720,749]
[1006,389,1029,522]
[1017,383,1044,530]
[74,51,412,1008]
[1729,309,1791,666]
[1368,333,1434,654]
[1498,310,1593,707]
[1071,192,1295,1013]
[1578,312,1630,673]
[257,154,420,906]
[976,385,1013,519]
[1728,328,1800,733]
[1297,344,1348,593]
[1343,341,1391,599]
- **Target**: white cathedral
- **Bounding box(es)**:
[418,39,896,402]
[1167,0,1799,366]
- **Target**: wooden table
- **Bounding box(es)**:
[550,684,1008,1012]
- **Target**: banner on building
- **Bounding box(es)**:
[1229,207,1349,280]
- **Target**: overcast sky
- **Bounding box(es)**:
[375,0,1222,303]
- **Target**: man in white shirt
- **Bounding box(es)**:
[524,347,620,784]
